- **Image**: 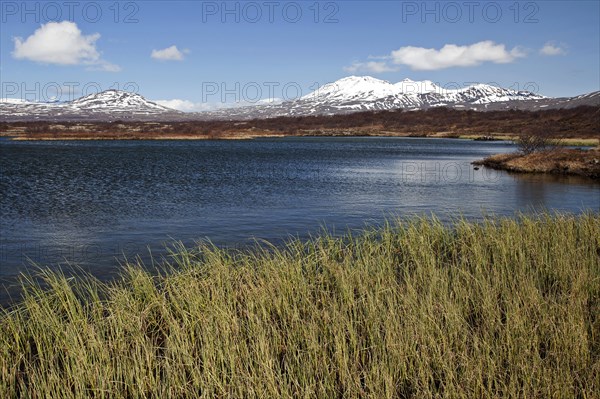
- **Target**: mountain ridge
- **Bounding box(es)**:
[0,90,183,121]
[1,77,598,122]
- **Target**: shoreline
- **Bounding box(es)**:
[2,131,599,147]
[473,148,600,179]
[2,106,598,145]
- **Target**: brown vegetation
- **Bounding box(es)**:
[473,148,600,179]
[515,129,560,154]
[1,106,599,141]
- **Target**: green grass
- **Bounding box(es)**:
[1,214,599,398]
[456,135,600,147]
[556,138,600,147]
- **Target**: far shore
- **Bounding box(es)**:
[2,129,599,147]
[1,106,598,145]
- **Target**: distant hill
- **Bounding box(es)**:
[1,76,599,122]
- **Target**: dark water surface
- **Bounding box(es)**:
[1,137,598,301]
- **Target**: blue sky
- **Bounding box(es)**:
[1,1,599,110]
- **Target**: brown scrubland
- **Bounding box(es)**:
[1,106,598,142]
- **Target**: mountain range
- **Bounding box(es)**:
[1,76,598,122]
[0,90,182,121]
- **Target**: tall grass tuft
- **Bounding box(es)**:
[1,214,599,398]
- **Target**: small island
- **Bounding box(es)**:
[473,130,600,179]
[473,148,600,179]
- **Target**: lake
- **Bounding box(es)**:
[1,137,598,302]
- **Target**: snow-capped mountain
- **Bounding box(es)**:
[196,76,600,120]
[194,76,554,120]
[69,90,174,112]
[0,90,181,121]
[293,76,545,112]
[1,78,598,122]
[301,76,407,102]
[302,76,441,102]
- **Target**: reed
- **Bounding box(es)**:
[1,213,599,398]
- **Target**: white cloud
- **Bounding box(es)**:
[390,41,526,70]
[87,61,121,72]
[151,45,189,61]
[154,99,211,112]
[344,61,399,73]
[540,42,567,56]
[155,97,283,112]
[257,97,283,105]
[345,41,526,73]
[12,21,120,72]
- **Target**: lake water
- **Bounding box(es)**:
[1,137,598,302]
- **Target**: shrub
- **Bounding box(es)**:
[515,131,559,154]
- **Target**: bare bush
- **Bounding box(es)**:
[515,131,559,154]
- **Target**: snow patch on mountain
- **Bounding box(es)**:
[70,90,173,111]
[394,78,440,94]
[302,76,399,102]
[295,76,546,114]
[0,90,181,120]
[2,77,596,122]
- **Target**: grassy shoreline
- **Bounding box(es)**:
[2,214,599,398]
[3,131,599,148]
[473,148,600,179]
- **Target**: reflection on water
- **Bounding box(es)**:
[1,137,598,302]
[510,171,598,211]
